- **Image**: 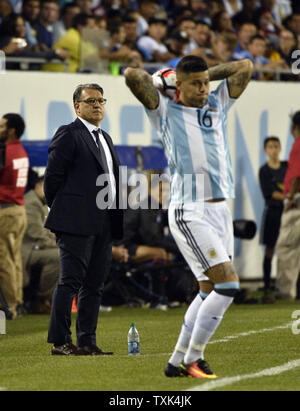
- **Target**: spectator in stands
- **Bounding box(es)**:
[269,28,297,70]
[231,21,257,60]
[254,7,284,46]
[122,15,150,61]
[22,174,59,314]
[232,0,257,28]
[0,12,69,69]
[189,0,208,20]
[43,13,98,72]
[0,0,13,25]
[137,16,175,62]
[261,0,292,24]
[0,13,29,55]
[259,137,287,303]
[75,0,92,14]
[276,111,300,300]
[21,0,40,47]
[166,29,189,68]
[211,10,235,35]
[222,0,243,18]
[97,21,144,68]
[211,32,238,63]
[241,34,287,79]
[183,20,220,66]
[206,0,224,26]
[136,0,159,36]
[33,0,60,50]
[0,113,29,319]
[288,9,300,36]
[52,2,80,44]
[184,19,209,52]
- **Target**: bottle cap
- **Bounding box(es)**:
[130,322,135,327]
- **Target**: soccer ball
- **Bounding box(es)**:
[152,68,179,102]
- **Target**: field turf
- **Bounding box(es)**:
[0,300,299,392]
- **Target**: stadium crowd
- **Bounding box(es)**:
[0,0,299,79]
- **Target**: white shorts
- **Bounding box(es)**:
[168,201,234,282]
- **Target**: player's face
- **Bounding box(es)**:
[265,141,281,160]
[176,71,210,108]
[74,88,105,126]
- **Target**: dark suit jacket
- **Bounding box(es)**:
[44,118,123,240]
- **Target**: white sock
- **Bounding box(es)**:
[169,294,203,366]
[184,291,233,364]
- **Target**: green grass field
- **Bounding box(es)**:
[0,300,300,392]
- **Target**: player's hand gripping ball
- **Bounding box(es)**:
[152,68,179,102]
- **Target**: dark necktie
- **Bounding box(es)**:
[92,129,109,174]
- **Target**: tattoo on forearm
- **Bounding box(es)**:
[125,69,159,109]
[208,61,242,81]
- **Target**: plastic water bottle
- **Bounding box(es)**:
[128,322,140,355]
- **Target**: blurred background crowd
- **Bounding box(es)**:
[0,0,300,79]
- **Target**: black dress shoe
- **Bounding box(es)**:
[78,345,114,355]
[51,343,88,356]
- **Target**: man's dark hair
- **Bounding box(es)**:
[249,34,266,43]
[292,111,300,129]
[72,13,93,29]
[3,113,25,139]
[176,55,208,75]
[263,136,281,149]
[73,84,104,103]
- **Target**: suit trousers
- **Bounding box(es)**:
[0,205,27,318]
[47,215,112,346]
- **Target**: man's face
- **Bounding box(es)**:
[176,71,210,108]
[139,2,157,19]
[249,39,266,57]
[265,140,281,160]
[148,22,167,41]
[124,21,138,42]
[22,0,40,22]
[239,24,257,45]
[193,23,209,46]
[74,88,105,126]
[291,14,300,35]
[179,20,196,38]
[0,117,8,142]
[40,1,59,24]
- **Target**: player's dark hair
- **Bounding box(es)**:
[3,113,25,139]
[263,136,281,149]
[292,111,300,129]
[176,55,208,75]
[73,83,104,103]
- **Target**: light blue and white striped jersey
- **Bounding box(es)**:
[146,80,236,205]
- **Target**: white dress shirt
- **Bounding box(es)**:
[78,116,116,207]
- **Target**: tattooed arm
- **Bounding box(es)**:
[208,59,254,99]
[124,67,159,110]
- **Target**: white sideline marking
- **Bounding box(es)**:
[208,322,292,345]
[187,359,300,391]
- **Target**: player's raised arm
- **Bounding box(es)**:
[124,67,160,110]
[208,59,254,99]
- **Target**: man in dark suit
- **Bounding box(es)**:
[44,83,123,356]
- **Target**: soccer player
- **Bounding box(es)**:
[124,56,253,378]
